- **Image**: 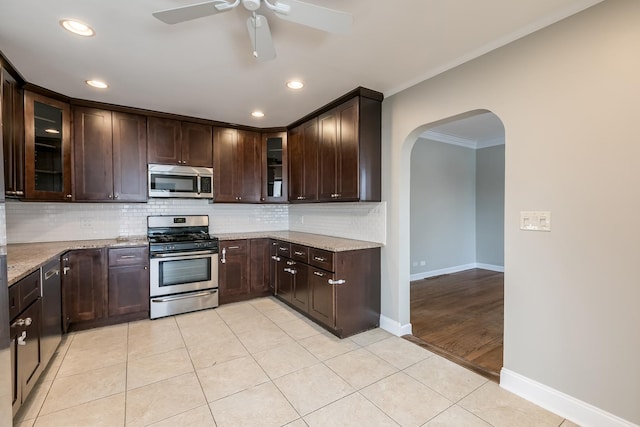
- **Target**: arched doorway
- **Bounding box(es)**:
[405,110,505,380]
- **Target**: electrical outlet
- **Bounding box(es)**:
[420,260,426,266]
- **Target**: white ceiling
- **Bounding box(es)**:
[0,0,603,128]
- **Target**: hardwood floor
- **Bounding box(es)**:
[407,268,503,381]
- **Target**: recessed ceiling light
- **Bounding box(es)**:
[44,128,60,134]
[251,111,265,118]
[60,19,95,37]
[85,79,108,89]
[286,80,304,90]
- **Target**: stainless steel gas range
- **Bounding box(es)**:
[147,215,219,319]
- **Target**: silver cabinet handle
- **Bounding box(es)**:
[65,194,72,199]
[17,331,27,346]
[45,268,60,280]
[221,247,226,263]
[294,251,304,256]
[328,279,346,285]
[63,266,71,275]
[120,255,136,259]
[314,256,327,262]
[286,260,295,266]
[11,319,25,327]
[227,246,240,250]
[313,271,325,277]
[279,247,289,252]
[271,256,281,261]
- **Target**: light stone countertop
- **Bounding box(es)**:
[214,231,383,252]
[7,237,148,287]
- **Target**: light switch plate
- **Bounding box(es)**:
[520,211,551,231]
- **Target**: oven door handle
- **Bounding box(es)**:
[151,250,217,258]
[151,289,218,303]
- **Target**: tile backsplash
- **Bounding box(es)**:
[6,200,386,244]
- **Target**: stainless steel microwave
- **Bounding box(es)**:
[148,164,214,198]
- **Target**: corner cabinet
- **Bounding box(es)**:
[147,117,213,167]
[288,90,382,203]
[24,91,73,201]
[218,239,271,304]
[213,127,262,203]
[73,107,147,202]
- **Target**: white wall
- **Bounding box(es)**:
[476,144,505,266]
[410,139,476,275]
[382,0,640,425]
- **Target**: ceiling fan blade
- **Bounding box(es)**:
[247,14,276,61]
[272,0,352,34]
[153,0,234,25]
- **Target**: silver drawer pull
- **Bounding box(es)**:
[328,279,346,285]
[313,271,325,277]
[227,246,240,250]
[286,260,295,266]
[271,256,281,261]
[314,256,327,262]
[120,255,136,259]
[279,247,289,251]
[294,251,304,256]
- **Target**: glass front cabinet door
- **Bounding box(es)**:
[24,91,72,201]
[262,132,287,203]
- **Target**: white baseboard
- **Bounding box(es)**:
[379,315,412,336]
[500,368,638,427]
[410,262,504,281]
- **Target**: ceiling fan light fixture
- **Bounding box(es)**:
[85,79,108,89]
[286,80,304,90]
[251,110,265,118]
[60,19,95,37]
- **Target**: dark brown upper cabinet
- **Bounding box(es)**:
[73,107,147,202]
[261,131,287,203]
[288,92,381,203]
[2,68,24,199]
[147,117,213,167]
[24,91,72,201]
[213,127,261,203]
[288,118,318,202]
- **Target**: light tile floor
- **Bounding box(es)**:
[14,297,579,426]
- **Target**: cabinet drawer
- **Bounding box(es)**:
[8,283,19,320]
[108,247,148,267]
[18,270,41,312]
[291,244,309,263]
[276,242,292,257]
[309,248,334,271]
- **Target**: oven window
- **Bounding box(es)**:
[159,257,211,286]
[150,174,197,193]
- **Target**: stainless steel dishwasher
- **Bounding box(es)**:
[40,259,62,365]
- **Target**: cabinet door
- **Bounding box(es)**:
[219,240,250,304]
[73,107,114,201]
[108,265,150,317]
[62,249,106,329]
[268,240,278,293]
[237,130,262,202]
[262,132,287,203]
[336,98,359,200]
[308,268,335,328]
[249,239,271,294]
[275,256,292,302]
[288,118,318,202]
[24,91,72,201]
[112,112,147,202]
[291,262,309,312]
[19,299,42,399]
[147,117,181,165]
[181,122,213,167]
[2,69,24,198]
[318,109,338,201]
[213,127,237,202]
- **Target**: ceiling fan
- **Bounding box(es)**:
[152,0,353,62]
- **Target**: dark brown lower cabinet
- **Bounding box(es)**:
[62,246,149,332]
[219,239,272,304]
[9,270,43,416]
[271,241,380,338]
[108,247,149,317]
